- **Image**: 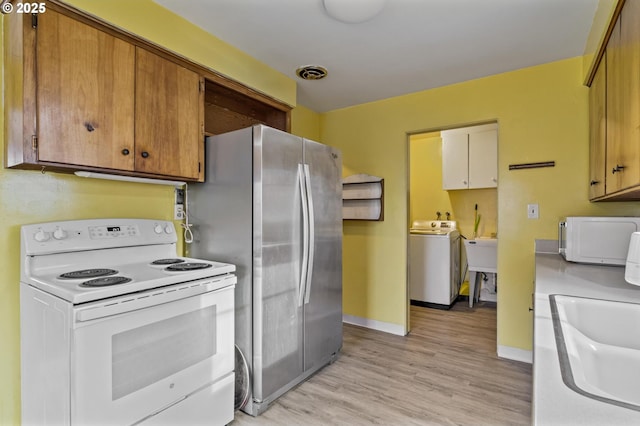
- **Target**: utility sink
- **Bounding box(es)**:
[464,238,497,272]
[550,295,640,411]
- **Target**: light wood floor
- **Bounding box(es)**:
[231,302,532,426]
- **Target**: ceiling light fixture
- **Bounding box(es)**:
[323,0,386,24]
[296,65,328,80]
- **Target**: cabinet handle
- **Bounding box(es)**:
[612,165,625,174]
[590,180,600,186]
[141,151,149,158]
[121,149,130,156]
[529,293,534,312]
[84,122,95,132]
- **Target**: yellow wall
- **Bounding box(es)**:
[323,57,640,344]
[291,104,322,141]
[409,133,450,224]
[0,4,302,424]
[409,132,497,239]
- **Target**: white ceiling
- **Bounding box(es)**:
[153,0,599,113]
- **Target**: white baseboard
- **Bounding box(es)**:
[342,314,406,336]
[497,345,533,364]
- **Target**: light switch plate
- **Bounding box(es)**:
[527,203,539,219]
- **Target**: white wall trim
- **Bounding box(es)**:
[497,345,533,364]
[343,314,406,336]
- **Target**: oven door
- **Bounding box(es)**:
[71,280,235,425]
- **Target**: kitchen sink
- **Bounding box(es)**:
[550,295,640,411]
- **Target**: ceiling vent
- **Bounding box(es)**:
[296,65,328,81]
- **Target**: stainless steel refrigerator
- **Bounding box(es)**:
[187,125,343,416]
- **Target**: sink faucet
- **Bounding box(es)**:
[436,211,441,220]
[445,212,451,220]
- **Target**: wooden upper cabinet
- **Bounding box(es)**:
[621,0,640,183]
[606,16,625,193]
[588,59,606,200]
[4,0,289,182]
[589,0,640,200]
[135,48,203,180]
[5,7,203,181]
[37,10,135,171]
[606,9,640,193]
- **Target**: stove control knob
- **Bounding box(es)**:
[164,225,173,234]
[154,224,163,234]
[34,228,51,242]
[53,227,68,240]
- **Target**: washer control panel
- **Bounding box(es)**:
[411,220,457,231]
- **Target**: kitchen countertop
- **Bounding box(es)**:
[534,252,640,425]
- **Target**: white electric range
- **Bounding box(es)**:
[20,218,236,426]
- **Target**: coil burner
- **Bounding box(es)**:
[165,263,213,272]
[80,276,132,287]
[151,259,186,265]
[59,269,118,280]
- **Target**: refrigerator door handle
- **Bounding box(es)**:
[298,163,310,307]
[303,164,315,304]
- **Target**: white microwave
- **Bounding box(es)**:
[558,216,640,265]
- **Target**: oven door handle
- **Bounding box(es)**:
[75,276,236,322]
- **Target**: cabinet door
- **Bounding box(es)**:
[606,13,640,193]
[606,17,624,193]
[442,133,469,190]
[620,0,640,188]
[589,60,606,199]
[468,129,498,189]
[37,10,135,170]
[135,48,203,180]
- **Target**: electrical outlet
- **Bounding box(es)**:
[174,204,185,220]
[527,203,539,219]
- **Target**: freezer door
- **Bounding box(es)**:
[302,139,343,370]
[252,126,305,402]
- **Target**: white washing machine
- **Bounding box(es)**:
[409,220,461,309]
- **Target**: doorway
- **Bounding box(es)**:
[407,124,498,330]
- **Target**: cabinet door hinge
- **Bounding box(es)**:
[31,13,38,29]
[31,135,38,150]
[199,80,205,93]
